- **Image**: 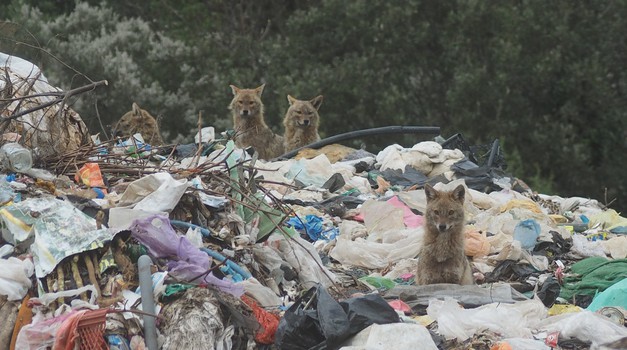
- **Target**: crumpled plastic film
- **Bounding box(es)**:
[536,309,627,347]
[0,256,34,300]
[130,215,244,296]
[266,233,338,289]
[588,209,627,231]
[0,197,114,277]
[117,172,189,212]
[427,297,547,342]
[330,221,424,269]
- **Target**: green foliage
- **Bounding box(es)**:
[0,0,625,211]
[2,2,200,141]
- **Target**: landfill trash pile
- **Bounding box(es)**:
[1,53,626,350]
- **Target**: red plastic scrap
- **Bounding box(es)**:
[387,299,412,315]
[53,310,88,350]
[53,309,109,350]
[241,295,280,345]
[76,309,108,350]
[545,331,559,348]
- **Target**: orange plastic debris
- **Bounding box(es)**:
[241,295,280,345]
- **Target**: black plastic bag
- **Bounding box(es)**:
[275,284,400,350]
[378,165,429,188]
[536,276,561,307]
[274,287,326,350]
[484,259,538,283]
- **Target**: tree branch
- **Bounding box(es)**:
[0,79,108,125]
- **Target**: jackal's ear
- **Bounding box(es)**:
[230,85,240,95]
[310,95,323,110]
[424,183,438,202]
[451,185,465,202]
[254,84,265,97]
[287,95,297,105]
[132,102,142,115]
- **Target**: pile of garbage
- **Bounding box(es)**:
[1,53,627,350]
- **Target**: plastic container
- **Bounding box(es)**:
[0,142,33,172]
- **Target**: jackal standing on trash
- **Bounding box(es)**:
[415,183,474,285]
[228,84,284,160]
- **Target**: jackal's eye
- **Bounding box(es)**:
[434,210,439,215]
[448,210,454,216]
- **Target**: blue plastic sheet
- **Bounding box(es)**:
[286,215,338,241]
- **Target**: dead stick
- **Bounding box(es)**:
[57,265,65,305]
[46,275,57,310]
[71,256,88,302]
[91,253,101,279]
[84,254,102,301]
[1,80,108,122]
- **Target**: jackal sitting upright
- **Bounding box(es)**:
[416,183,474,285]
[229,84,284,160]
[283,94,323,152]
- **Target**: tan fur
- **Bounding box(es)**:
[295,144,356,163]
[112,103,164,146]
[229,84,284,159]
[283,94,323,152]
[415,184,474,285]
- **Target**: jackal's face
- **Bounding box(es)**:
[229,84,265,118]
[424,184,466,234]
[284,95,323,128]
[112,102,161,140]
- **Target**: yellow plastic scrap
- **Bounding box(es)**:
[547,303,583,316]
[549,214,569,224]
[499,199,543,214]
[412,315,435,327]
[588,209,627,231]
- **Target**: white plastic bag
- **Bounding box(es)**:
[571,233,607,257]
[360,200,405,234]
[536,310,627,347]
[427,297,547,342]
[602,236,627,259]
[14,309,77,350]
[31,284,98,306]
[253,245,285,288]
[238,277,282,308]
[340,323,438,350]
[117,172,189,212]
[266,233,338,289]
[330,221,424,269]
[0,256,34,300]
[375,144,406,172]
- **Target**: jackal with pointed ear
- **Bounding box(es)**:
[229,84,284,159]
[112,102,164,146]
[283,94,323,152]
[416,183,474,285]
